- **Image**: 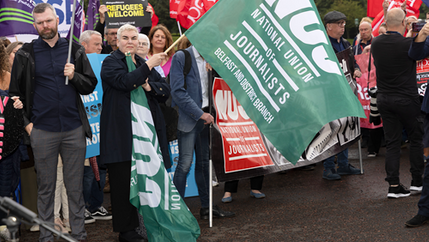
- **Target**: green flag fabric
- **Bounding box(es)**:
[185,0,365,163]
[127,53,200,242]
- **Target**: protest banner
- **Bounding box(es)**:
[0,0,38,36]
[186,0,365,164]
[105,0,151,28]
[85,0,100,30]
[85,54,107,158]
[167,140,199,197]
[212,77,274,174]
[176,0,218,29]
[417,58,429,97]
[66,0,85,43]
[2,0,86,44]
[355,53,383,129]
[170,0,180,19]
[212,75,361,182]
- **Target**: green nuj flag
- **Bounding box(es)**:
[127,54,200,242]
[185,0,365,163]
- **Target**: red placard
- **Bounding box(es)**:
[355,53,383,129]
[417,58,429,97]
[213,78,274,173]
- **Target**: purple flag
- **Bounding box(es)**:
[423,0,429,7]
[84,0,100,30]
[0,0,38,36]
[66,0,84,43]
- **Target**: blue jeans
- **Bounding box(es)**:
[173,120,210,208]
[83,156,106,212]
[324,148,349,170]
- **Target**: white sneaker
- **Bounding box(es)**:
[91,206,112,220]
[84,209,96,224]
[29,224,39,232]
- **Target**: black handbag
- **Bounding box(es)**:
[159,103,178,142]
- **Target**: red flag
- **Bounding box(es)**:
[371,0,422,37]
[170,0,180,19]
[368,0,384,17]
[149,3,159,27]
[176,0,217,29]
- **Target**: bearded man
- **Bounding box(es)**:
[9,3,97,241]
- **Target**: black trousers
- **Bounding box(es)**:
[224,176,264,193]
[368,127,384,154]
[107,161,139,232]
[377,94,424,185]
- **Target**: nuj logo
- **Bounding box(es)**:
[265,0,342,76]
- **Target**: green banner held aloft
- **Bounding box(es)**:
[127,54,200,242]
[185,0,365,163]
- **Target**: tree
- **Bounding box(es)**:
[149,0,179,34]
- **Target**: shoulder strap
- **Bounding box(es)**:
[367,50,372,90]
[178,49,192,89]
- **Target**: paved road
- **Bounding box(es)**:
[18,143,429,241]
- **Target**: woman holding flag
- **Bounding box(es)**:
[147,25,175,76]
[100,24,167,242]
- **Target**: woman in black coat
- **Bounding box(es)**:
[99,24,168,241]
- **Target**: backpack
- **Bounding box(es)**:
[161,49,192,142]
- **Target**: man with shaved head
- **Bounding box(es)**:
[371,8,424,200]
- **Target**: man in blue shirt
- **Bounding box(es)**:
[321,11,362,180]
[170,46,235,219]
[9,3,97,242]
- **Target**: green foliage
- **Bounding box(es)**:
[149,0,180,33]
[419,4,429,20]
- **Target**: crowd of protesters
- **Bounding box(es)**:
[5,0,429,241]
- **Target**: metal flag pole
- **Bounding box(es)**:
[208,69,213,228]
[358,139,363,174]
[177,21,183,36]
[65,0,78,85]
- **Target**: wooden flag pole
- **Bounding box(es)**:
[164,33,186,54]
[65,0,77,85]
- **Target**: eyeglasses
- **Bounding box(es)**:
[335,21,346,27]
[138,42,148,46]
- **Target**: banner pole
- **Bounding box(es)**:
[208,69,214,228]
[164,33,186,54]
[177,21,182,36]
[358,139,363,174]
[65,0,78,85]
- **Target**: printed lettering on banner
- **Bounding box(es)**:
[186,0,365,163]
[213,78,274,173]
